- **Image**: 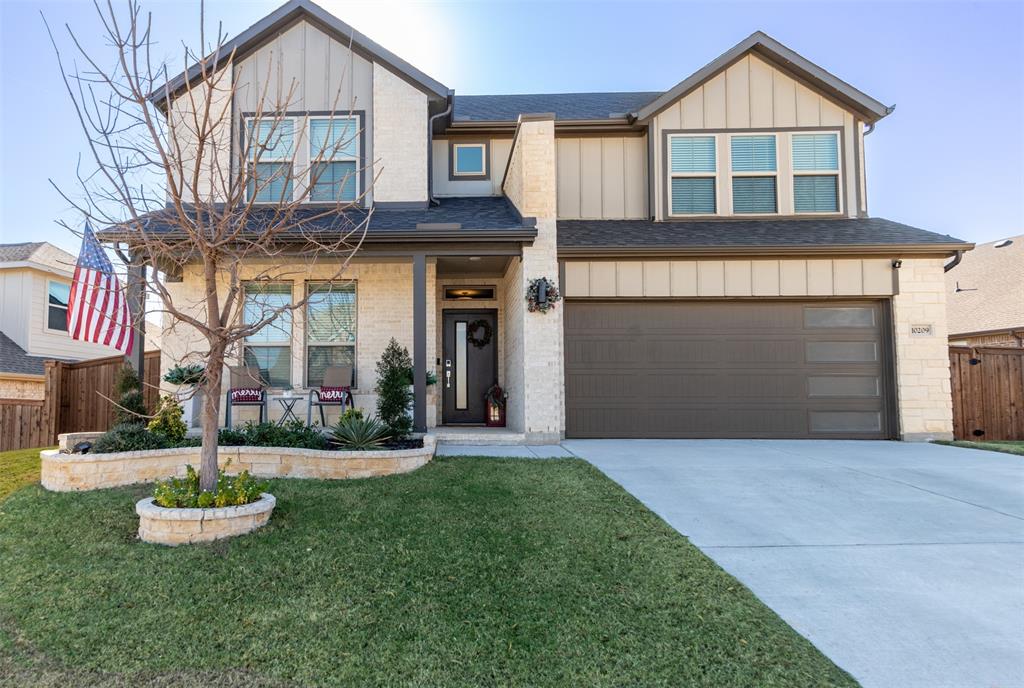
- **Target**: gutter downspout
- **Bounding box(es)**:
[943,250,964,273]
[427,93,454,207]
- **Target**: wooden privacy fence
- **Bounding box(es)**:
[949,346,1024,441]
[0,351,160,452]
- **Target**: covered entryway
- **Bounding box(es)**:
[564,300,894,438]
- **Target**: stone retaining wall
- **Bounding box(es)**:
[137,493,276,546]
[41,436,436,492]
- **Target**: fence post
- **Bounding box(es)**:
[42,360,63,445]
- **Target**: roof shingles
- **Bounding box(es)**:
[453,92,661,123]
[0,332,47,377]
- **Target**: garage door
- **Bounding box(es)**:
[564,300,893,439]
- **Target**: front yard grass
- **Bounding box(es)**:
[0,456,857,687]
[0,447,46,501]
[935,440,1024,457]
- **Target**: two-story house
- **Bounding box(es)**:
[131,0,970,441]
[0,242,136,399]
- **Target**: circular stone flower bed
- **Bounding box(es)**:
[137,492,276,546]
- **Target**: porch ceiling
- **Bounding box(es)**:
[435,255,511,277]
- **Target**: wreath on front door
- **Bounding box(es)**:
[467,319,493,348]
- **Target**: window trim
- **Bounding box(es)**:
[661,127,847,220]
[728,133,779,215]
[45,279,71,334]
[241,111,366,206]
[448,140,490,181]
[791,131,843,215]
[241,281,294,389]
[666,133,718,217]
[307,115,361,203]
[304,281,358,389]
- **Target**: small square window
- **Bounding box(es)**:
[451,142,488,178]
[47,281,70,332]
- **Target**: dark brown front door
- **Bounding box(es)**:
[564,300,894,439]
[442,310,498,424]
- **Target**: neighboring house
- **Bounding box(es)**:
[119,0,971,441]
[946,235,1023,347]
[0,242,122,399]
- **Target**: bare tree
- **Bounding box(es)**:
[46,0,374,490]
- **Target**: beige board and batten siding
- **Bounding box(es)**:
[431,138,512,197]
[231,19,377,201]
[556,137,648,220]
[649,53,864,220]
[564,258,895,298]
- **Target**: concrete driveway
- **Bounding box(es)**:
[563,439,1024,688]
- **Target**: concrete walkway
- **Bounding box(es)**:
[435,443,574,458]
[563,439,1024,688]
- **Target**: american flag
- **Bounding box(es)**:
[68,223,134,355]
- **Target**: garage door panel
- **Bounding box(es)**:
[565,300,890,439]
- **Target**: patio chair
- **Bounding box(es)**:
[307,365,354,427]
[225,365,268,427]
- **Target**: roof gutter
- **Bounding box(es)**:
[558,243,974,259]
[427,95,454,207]
[943,249,965,273]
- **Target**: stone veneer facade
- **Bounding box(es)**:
[892,257,955,440]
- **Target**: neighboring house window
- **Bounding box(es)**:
[730,135,777,214]
[47,281,71,332]
[668,135,717,215]
[451,142,488,178]
[305,282,357,388]
[792,133,840,213]
[245,118,295,202]
[309,116,359,202]
[242,283,293,387]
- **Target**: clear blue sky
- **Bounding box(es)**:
[2,0,1021,253]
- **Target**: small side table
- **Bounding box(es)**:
[271,394,302,426]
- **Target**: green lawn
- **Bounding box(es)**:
[0,447,47,501]
[935,440,1024,457]
[0,455,856,687]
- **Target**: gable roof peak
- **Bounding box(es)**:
[150,0,449,108]
[633,30,894,124]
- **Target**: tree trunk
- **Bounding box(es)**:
[199,345,225,492]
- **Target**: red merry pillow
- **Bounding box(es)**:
[230,388,263,403]
[317,386,350,402]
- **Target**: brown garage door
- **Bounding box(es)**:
[564,300,893,439]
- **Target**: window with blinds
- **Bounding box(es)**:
[668,135,716,215]
[792,133,840,213]
[730,135,777,214]
[309,117,359,202]
[305,282,357,388]
[243,283,293,388]
[246,119,295,203]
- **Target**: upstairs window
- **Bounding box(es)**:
[730,135,777,214]
[47,281,70,332]
[243,283,293,388]
[451,142,488,178]
[246,119,295,203]
[309,117,359,202]
[792,133,840,213]
[668,135,717,215]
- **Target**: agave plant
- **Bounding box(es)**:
[331,414,392,451]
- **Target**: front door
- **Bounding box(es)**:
[442,310,498,424]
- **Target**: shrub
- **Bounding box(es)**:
[217,420,328,450]
[147,395,188,443]
[113,365,148,426]
[340,407,364,422]
[331,414,391,451]
[93,422,171,453]
[376,338,412,439]
[152,464,268,509]
[163,363,205,386]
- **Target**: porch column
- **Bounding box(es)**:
[412,252,427,433]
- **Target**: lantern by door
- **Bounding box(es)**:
[485,384,507,427]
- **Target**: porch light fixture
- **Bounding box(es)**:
[444,286,495,301]
[536,277,549,305]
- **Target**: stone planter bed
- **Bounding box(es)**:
[41,435,436,492]
[137,493,276,546]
